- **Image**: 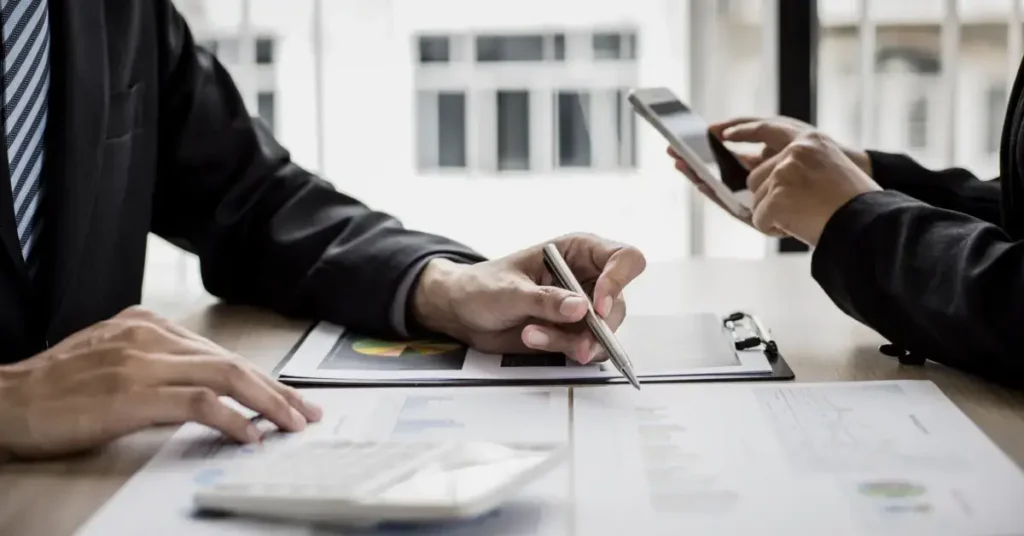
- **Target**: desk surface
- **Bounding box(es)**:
[3,256,1024,536]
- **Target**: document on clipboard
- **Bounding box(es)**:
[274,313,793,386]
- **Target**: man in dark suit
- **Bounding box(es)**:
[0,1,646,460]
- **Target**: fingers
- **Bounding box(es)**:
[21,389,260,459]
[522,294,627,364]
[592,247,646,318]
[132,387,261,444]
[511,284,589,324]
[751,179,780,234]
[150,355,311,433]
[708,116,761,139]
[73,353,311,434]
[719,120,799,150]
[746,150,785,193]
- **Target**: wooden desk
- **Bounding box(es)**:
[3,256,1023,536]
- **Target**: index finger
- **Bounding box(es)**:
[708,117,762,139]
[592,246,646,318]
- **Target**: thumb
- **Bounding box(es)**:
[511,284,589,324]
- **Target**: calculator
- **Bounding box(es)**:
[193,440,567,527]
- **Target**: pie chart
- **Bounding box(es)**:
[352,338,462,357]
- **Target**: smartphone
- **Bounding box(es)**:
[627,87,753,219]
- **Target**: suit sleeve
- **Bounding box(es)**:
[867,150,1002,225]
[811,190,1024,388]
[150,3,484,338]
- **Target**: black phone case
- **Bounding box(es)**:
[707,132,749,192]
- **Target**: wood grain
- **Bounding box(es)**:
[2,256,1022,536]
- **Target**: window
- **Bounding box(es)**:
[415,28,638,174]
[417,91,467,169]
[907,94,928,150]
[419,36,450,63]
[593,31,637,60]
[477,35,545,62]
[497,91,530,170]
[554,34,566,61]
[257,91,275,133]
[986,85,1008,155]
[255,37,274,65]
[438,93,466,167]
[556,92,592,167]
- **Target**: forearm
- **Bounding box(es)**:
[152,2,484,337]
[864,151,1002,224]
[812,191,1024,386]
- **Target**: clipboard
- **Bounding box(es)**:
[272,312,794,387]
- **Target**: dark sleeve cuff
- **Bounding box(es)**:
[811,190,923,300]
[865,150,931,191]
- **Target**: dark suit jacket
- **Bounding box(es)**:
[0,0,482,364]
[811,56,1024,388]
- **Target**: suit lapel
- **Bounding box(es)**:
[46,0,108,333]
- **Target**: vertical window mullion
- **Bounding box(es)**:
[1010,0,1023,98]
[940,0,960,167]
[858,0,876,149]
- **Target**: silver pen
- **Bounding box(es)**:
[541,243,641,390]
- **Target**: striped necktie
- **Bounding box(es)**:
[1,0,49,267]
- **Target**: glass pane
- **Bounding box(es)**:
[554,34,566,61]
[593,32,622,59]
[255,37,274,64]
[438,92,466,168]
[419,36,450,63]
[819,0,1011,176]
[477,35,544,62]
[497,91,530,171]
[557,91,592,167]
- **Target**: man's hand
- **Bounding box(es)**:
[746,131,881,246]
[411,234,646,364]
[0,307,322,461]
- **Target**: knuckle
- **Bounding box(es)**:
[188,388,220,419]
[219,359,250,386]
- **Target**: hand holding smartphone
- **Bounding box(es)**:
[627,87,753,220]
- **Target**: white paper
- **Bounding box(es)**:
[74,388,572,536]
[571,381,1024,536]
[278,314,773,384]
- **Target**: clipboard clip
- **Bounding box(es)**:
[723,312,779,362]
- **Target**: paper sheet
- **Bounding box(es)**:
[76,381,1024,536]
[74,388,572,536]
[277,314,773,384]
[571,381,1024,536]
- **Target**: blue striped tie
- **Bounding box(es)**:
[1,0,49,266]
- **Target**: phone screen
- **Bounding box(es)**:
[648,100,749,192]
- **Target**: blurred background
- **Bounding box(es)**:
[147,0,1022,307]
